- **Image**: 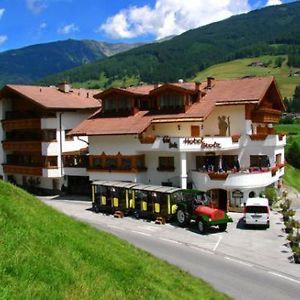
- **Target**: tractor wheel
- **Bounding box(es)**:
[94,205,100,213]
[176,208,191,227]
[197,219,208,234]
[133,210,141,219]
[218,223,227,232]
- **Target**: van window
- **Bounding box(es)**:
[245,206,268,213]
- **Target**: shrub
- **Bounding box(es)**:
[264,187,278,206]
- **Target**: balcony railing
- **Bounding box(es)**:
[2,118,41,131]
[3,165,43,176]
[191,165,283,190]
[2,141,42,152]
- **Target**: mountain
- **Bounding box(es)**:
[40,1,300,88]
[0,39,144,86]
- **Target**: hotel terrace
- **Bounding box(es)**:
[68,76,286,211]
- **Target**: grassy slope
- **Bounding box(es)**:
[283,164,300,192]
[275,123,300,192]
[0,180,228,300]
[194,55,300,98]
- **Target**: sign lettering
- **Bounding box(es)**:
[183,137,221,149]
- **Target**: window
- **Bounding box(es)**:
[136,156,145,170]
[249,191,256,198]
[158,157,175,171]
[159,93,184,110]
[44,156,58,168]
[222,155,239,171]
[92,157,102,168]
[42,130,57,142]
[103,95,132,113]
[65,129,74,141]
[121,158,131,170]
[105,157,117,170]
[250,155,270,168]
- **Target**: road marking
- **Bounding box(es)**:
[213,236,223,252]
[137,226,159,232]
[131,230,152,237]
[224,256,253,267]
[189,246,214,255]
[268,272,300,285]
[107,224,124,230]
[159,237,181,244]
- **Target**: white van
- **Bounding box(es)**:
[244,197,270,228]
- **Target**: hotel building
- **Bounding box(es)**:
[0,83,100,194]
[70,76,286,210]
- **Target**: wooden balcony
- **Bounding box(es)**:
[3,165,43,176]
[2,141,42,152]
[2,118,41,132]
[251,108,281,124]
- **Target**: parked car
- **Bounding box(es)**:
[244,197,270,228]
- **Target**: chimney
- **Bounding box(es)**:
[58,82,71,93]
[195,81,201,91]
[207,77,215,89]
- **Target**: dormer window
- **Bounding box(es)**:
[103,95,132,113]
[159,93,184,110]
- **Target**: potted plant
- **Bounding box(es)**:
[285,219,294,234]
[282,210,290,222]
[292,246,300,264]
[287,232,300,248]
[280,199,292,211]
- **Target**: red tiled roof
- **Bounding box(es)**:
[1,85,101,110]
[69,111,152,136]
[204,77,274,104]
[70,76,279,136]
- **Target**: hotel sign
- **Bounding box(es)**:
[183,137,221,149]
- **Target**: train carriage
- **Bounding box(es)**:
[91,180,232,233]
[92,181,136,214]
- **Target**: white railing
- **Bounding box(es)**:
[149,136,240,152]
[139,134,286,152]
[190,167,283,191]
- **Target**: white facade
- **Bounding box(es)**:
[87,103,285,209]
[0,92,94,192]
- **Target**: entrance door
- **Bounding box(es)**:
[191,125,200,137]
[209,189,228,211]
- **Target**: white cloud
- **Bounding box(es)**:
[57,23,79,35]
[40,22,47,29]
[0,8,5,19]
[0,35,7,45]
[266,0,282,6]
[26,0,47,14]
[100,0,251,40]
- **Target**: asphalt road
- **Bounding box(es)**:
[41,198,300,300]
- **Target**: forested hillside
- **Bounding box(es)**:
[40,1,300,88]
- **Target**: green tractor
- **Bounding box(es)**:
[176,191,233,234]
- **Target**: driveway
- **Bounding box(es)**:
[40,196,299,279]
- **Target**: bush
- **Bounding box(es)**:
[286,141,300,169]
[264,187,278,206]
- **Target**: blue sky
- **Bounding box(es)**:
[0,0,296,51]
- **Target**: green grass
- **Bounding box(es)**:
[194,55,300,98]
[274,123,300,192]
[0,180,228,300]
[283,164,300,193]
[275,123,300,147]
